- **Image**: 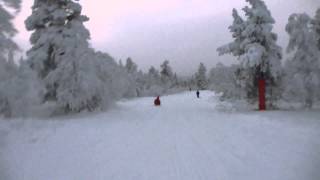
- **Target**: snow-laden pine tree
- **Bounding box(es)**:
[0,52,18,117]
[46,49,105,113]
[0,0,21,62]
[0,51,17,84]
[311,9,320,50]
[0,60,44,117]
[148,66,160,81]
[284,13,320,108]
[217,9,245,57]
[0,0,20,81]
[135,70,147,97]
[93,51,133,103]
[140,66,161,96]
[25,0,117,113]
[0,0,44,117]
[312,9,320,101]
[147,66,161,87]
[208,63,242,99]
[195,63,208,90]
[160,60,174,85]
[0,0,25,117]
[121,57,139,98]
[217,0,282,107]
[125,57,138,74]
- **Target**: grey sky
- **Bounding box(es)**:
[14,0,319,75]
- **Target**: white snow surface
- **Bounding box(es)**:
[1,91,320,180]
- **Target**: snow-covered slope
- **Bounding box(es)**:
[1,91,320,180]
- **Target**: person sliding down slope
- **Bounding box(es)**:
[154,96,161,106]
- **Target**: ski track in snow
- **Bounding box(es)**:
[1,91,320,180]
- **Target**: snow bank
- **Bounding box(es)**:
[1,91,319,180]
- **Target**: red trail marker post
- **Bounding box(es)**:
[258,79,266,111]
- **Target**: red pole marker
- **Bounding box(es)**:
[258,79,266,111]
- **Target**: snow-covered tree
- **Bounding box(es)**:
[25,0,89,79]
[217,9,245,57]
[217,0,282,107]
[148,66,159,79]
[0,0,24,117]
[209,63,243,99]
[0,0,20,81]
[6,62,44,117]
[0,0,44,117]
[195,63,208,90]
[147,66,160,85]
[0,50,18,82]
[119,57,139,98]
[125,57,138,74]
[0,0,21,61]
[312,9,320,101]
[0,60,44,118]
[93,52,133,103]
[25,0,117,113]
[311,9,320,50]
[160,60,174,84]
[284,13,320,108]
[136,70,150,97]
[136,66,160,96]
[46,49,103,112]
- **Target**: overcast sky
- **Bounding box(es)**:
[13,0,319,75]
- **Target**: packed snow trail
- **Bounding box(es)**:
[1,91,320,180]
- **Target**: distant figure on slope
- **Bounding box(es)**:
[154,96,161,106]
[196,90,200,98]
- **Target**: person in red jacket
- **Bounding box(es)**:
[154,96,161,106]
